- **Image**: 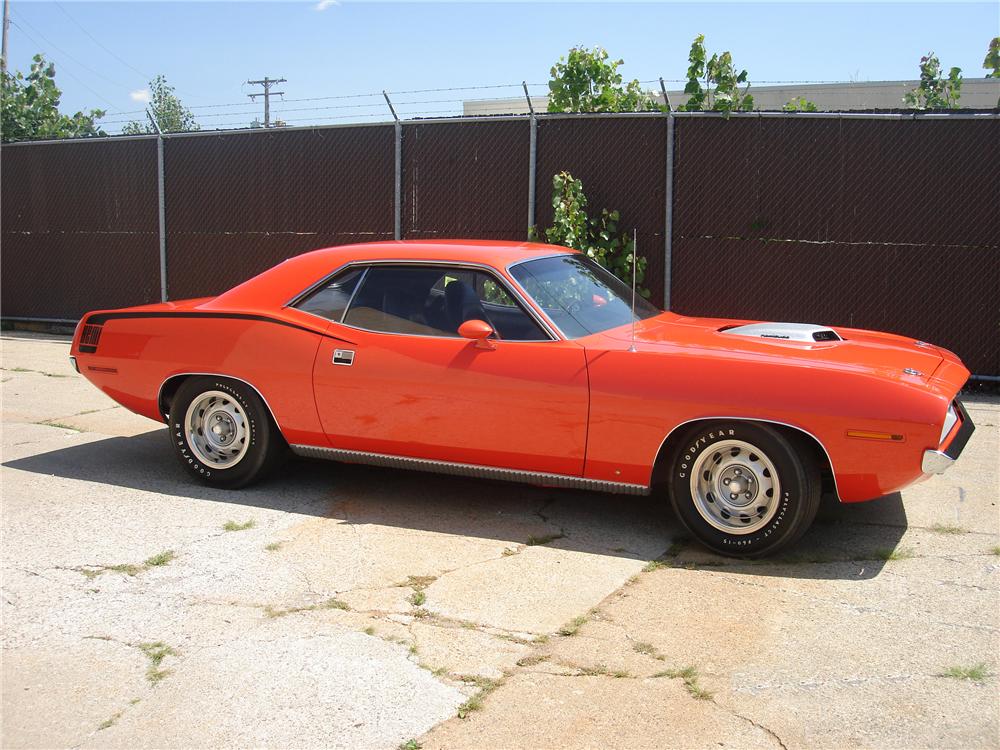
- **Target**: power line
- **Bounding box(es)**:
[52,1,151,82]
[8,20,117,109]
[11,13,132,90]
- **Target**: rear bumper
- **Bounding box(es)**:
[922,399,975,475]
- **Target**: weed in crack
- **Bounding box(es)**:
[557,615,588,637]
[457,675,501,718]
[652,666,713,699]
[939,664,991,683]
[526,532,564,546]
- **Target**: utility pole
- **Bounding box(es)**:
[2,0,11,76]
[246,76,286,128]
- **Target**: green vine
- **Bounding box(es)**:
[681,35,754,116]
[903,52,963,109]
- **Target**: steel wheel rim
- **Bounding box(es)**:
[184,390,250,469]
[689,439,781,534]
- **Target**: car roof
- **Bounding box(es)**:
[208,240,575,311]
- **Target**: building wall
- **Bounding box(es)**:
[463,79,1000,115]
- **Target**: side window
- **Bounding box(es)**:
[294,267,365,321]
[339,265,550,341]
[344,266,458,336]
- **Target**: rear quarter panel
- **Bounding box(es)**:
[72,312,328,445]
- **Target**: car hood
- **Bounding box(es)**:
[603,313,961,385]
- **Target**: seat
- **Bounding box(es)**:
[444,280,488,333]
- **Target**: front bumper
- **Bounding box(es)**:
[922,399,975,474]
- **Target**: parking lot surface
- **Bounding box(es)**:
[2,332,998,749]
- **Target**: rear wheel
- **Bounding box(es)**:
[667,421,821,558]
[168,376,283,489]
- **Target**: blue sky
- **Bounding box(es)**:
[6,1,998,132]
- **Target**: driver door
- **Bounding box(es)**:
[308,263,590,476]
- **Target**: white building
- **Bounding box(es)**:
[463,79,1000,115]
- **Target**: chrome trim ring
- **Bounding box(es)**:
[184,390,251,469]
[689,439,781,534]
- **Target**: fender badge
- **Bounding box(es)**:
[903,368,923,376]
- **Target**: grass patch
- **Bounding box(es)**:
[526,532,564,546]
[97,710,123,730]
[642,559,667,573]
[632,641,663,659]
[74,549,176,580]
[411,608,431,619]
[265,598,350,618]
[399,740,422,750]
[652,666,713,699]
[516,654,549,667]
[665,537,691,557]
[264,541,283,552]
[137,641,177,685]
[363,626,376,636]
[41,421,81,431]
[557,615,588,637]
[990,546,1000,556]
[143,550,175,567]
[457,676,501,718]
[874,547,914,561]
[929,523,966,535]
[502,547,518,556]
[409,590,427,607]
[223,519,255,532]
[939,664,990,683]
[402,575,437,590]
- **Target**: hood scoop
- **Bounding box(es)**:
[720,322,843,343]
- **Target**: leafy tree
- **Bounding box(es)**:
[681,35,754,115]
[783,96,818,112]
[984,37,1000,78]
[548,46,661,113]
[903,52,962,109]
[123,75,198,133]
[1,54,105,142]
[533,171,650,297]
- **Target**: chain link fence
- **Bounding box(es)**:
[2,112,997,375]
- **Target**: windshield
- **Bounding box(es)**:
[510,254,660,338]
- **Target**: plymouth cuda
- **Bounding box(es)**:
[71,241,974,557]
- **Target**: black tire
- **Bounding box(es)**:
[168,376,284,489]
[667,421,821,558]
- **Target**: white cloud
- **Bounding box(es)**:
[315,0,338,10]
[130,89,151,103]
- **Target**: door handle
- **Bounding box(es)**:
[332,349,355,366]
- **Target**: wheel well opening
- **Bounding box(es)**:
[158,375,188,421]
[650,419,835,496]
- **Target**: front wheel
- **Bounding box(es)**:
[168,376,284,489]
[667,422,821,558]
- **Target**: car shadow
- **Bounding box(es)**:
[4,428,906,580]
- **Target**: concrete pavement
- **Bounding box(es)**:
[2,332,997,749]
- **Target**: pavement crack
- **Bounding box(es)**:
[718,703,788,750]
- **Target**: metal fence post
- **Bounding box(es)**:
[663,111,675,311]
[524,82,537,236]
[384,91,402,240]
[147,108,168,302]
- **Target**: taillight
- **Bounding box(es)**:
[79,324,103,352]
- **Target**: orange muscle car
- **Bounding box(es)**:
[71,241,974,557]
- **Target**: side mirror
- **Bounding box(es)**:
[458,319,496,349]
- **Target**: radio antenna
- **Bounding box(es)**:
[628,228,638,353]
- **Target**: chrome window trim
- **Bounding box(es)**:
[653,416,843,503]
[286,258,562,342]
[290,444,649,496]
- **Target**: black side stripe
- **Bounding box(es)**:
[83,311,356,345]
